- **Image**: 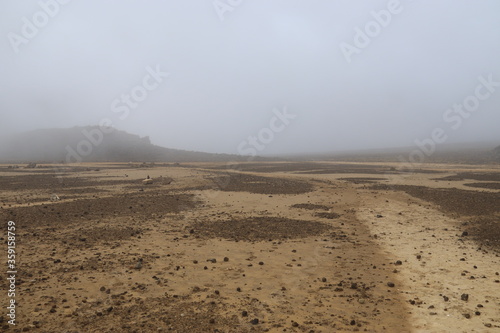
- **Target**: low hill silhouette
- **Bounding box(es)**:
[0,126,248,163]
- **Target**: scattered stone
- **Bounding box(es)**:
[463,313,471,319]
[258,261,264,265]
[250,318,259,325]
[223,257,229,262]
[461,294,469,302]
[443,296,449,302]
[321,277,327,283]
[241,311,248,317]
[395,260,403,265]
[387,282,395,288]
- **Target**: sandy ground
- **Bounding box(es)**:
[0,161,499,332]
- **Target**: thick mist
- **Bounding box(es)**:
[1,0,500,156]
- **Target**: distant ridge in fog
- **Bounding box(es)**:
[0,126,248,163]
[285,141,500,164]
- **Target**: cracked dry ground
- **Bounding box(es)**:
[0,162,499,332]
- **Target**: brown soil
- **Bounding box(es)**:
[210,173,313,194]
[464,182,500,190]
[463,217,500,250]
[210,162,440,174]
[340,177,385,184]
[3,191,195,228]
[371,184,500,252]
[290,203,330,210]
[371,184,500,216]
[0,162,499,332]
[433,172,500,182]
[191,217,331,241]
[315,212,342,219]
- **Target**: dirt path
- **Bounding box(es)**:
[355,188,500,332]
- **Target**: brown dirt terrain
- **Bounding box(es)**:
[370,184,500,251]
[0,161,499,332]
[464,182,500,190]
[433,172,500,182]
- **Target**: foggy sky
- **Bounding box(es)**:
[1,0,500,156]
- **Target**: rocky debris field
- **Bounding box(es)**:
[0,161,499,332]
[370,184,500,251]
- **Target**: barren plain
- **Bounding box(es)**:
[1,161,499,332]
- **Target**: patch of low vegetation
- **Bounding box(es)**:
[463,216,500,252]
[433,172,500,182]
[371,184,500,216]
[372,183,500,251]
[291,203,330,210]
[315,212,341,219]
[464,182,500,190]
[340,177,385,184]
[1,191,195,228]
[211,174,314,194]
[191,216,331,241]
